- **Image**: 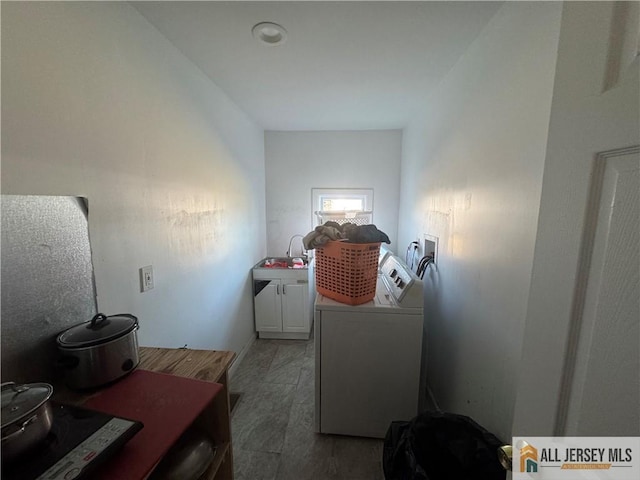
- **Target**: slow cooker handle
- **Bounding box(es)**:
[90,313,108,328]
[57,356,80,369]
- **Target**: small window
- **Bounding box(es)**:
[321,197,364,212]
[312,188,373,226]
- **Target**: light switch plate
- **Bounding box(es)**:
[140,265,154,292]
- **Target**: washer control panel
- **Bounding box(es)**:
[380,255,423,308]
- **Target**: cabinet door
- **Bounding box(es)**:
[254,279,281,332]
[281,282,309,333]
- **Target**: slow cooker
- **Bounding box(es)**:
[57,313,139,390]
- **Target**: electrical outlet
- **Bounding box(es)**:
[140,265,154,292]
[423,234,439,265]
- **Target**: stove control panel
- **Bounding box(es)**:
[380,255,423,308]
[36,417,141,480]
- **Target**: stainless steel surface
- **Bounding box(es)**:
[149,428,215,480]
[57,323,140,390]
[254,256,309,269]
[1,382,53,427]
[1,195,97,385]
[1,382,54,462]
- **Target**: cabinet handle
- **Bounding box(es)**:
[277,284,280,295]
[283,285,286,294]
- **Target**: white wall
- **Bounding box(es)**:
[1,2,266,355]
[264,130,402,256]
[397,2,562,441]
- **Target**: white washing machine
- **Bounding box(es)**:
[314,254,424,438]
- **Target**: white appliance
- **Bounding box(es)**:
[314,254,424,438]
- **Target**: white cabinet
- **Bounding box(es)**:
[254,280,282,333]
[281,282,309,333]
[252,267,313,339]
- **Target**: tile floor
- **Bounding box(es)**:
[229,338,385,480]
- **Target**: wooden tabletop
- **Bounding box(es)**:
[138,347,235,383]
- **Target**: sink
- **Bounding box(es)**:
[255,256,309,269]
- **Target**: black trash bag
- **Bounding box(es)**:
[383,411,506,480]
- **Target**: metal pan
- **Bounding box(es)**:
[1,382,54,462]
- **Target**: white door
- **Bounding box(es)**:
[281,282,309,332]
[254,279,281,332]
[561,149,639,435]
[512,2,639,442]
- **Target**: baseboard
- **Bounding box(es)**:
[257,331,311,340]
[228,333,257,379]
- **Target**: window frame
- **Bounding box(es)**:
[311,188,374,226]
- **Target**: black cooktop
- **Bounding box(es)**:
[2,401,143,480]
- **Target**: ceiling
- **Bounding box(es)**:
[132,1,503,131]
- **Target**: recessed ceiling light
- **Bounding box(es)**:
[252,22,287,46]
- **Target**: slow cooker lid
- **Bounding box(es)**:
[57,313,138,348]
[1,382,53,429]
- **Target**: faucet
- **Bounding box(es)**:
[286,234,307,259]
